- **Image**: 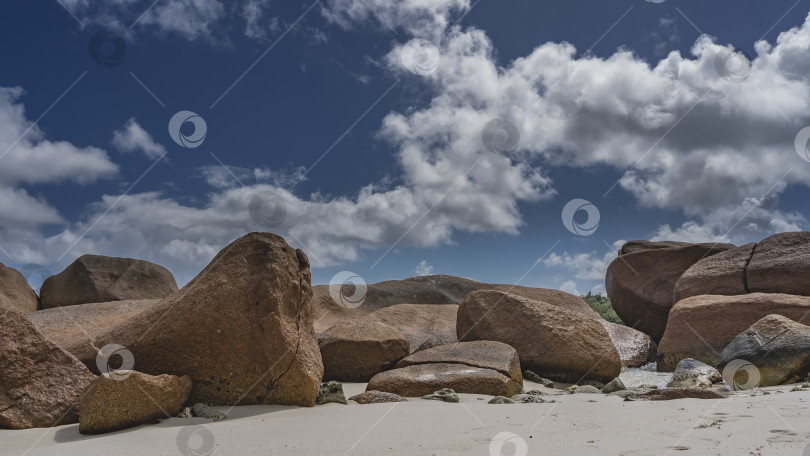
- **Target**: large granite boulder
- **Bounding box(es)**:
[717,314,810,387]
[40,254,178,308]
[0,262,39,312]
[457,290,620,383]
[618,241,698,255]
[747,232,810,296]
[0,307,96,429]
[395,341,523,384]
[366,363,522,397]
[606,242,736,342]
[43,233,323,407]
[657,293,810,371]
[79,371,191,434]
[673,243,756,302]
[352,304,458,353]
[598,320,657,367]
[319,321,410,382]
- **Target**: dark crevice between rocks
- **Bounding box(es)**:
[742,242,758,294]
[261,256,307,402]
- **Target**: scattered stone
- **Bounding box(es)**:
[602,378,626,394]
[667,358,721,389]
[0,262,39,312]
[524,370,555,388]
[395,341,523,384]
[319,321,410,382]
[657,293,810,371]
[608,390,637,399]
[606,242,735,341]
[523,389,547,396]
[421,388,459,403]
[625,389,729,401]
[177,407,193,418]
[717,314,810,387]
[317,381,348,405]
[512,394,545,403]
[367,363,522,398]
[0,307,96,429]
[191,403,227,421]
[488,396,515,404]
[40,254,178,308]
[580,379,605,390]
[79,371,191,434]
[569,385,602,394]
[458,290,621,383]
[348,391,408,404]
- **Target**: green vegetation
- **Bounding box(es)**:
[581,292,624,325]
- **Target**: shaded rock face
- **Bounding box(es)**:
[717,315,810,387]
[366,363,522,398]
[673,243,756,302]
[319,321,410,382]
[40,255,178,309]
[349,391,408,404]
[49,233,323,407]
[79,372,191,434]
[606,242,736,342]
[457,290,620,383]
[657,293,810,371]
[395,341,523,384]
[0,307,96,429]
[316,381,348,405]
[351,304,458,354]
[747,232,810,296]
[0,263,39,312]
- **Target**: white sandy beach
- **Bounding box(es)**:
[3,382,810,456]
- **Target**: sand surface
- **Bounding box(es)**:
[2,382,810,456]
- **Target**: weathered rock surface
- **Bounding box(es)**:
[747,232,810,296]
[421,388,460,403]
[488,396,515,404]
[598,320,657,367]
[606,242,735,342]
[319,321,409,382]
[29,299,160,360]
[618,241,696,255]
[0,262,39,312]
[625,389,728,401]
[657,293,810,371]
[395,341,522,384]
[673,243,756,302]
[316,381,348,405]
[457,290,620,383]
[0,307,96,429]
[602,378,626,394]
[349,391,408,404]
[352,304,458,354]
[79,371,191,434]
[717,314,810,387]
[44,233,323,407]
[667,358,721,388]
[367,363,522,398]
[40,254,178,308]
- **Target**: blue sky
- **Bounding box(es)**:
[1,0,809,293]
